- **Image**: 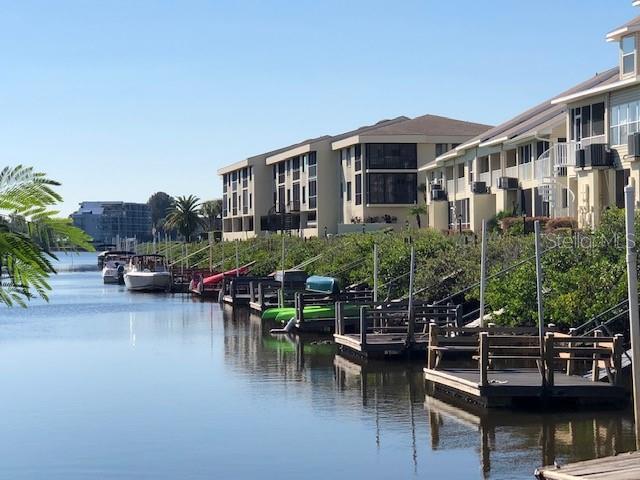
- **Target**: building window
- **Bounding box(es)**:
[222,194,227,217]
[278,163,285,184]
[308,180,317,209]
[302,186,306,204]
[355,144,362,171]
[308,152,317,178]
[346,182,352,201]
[448,199,470,230]
[366,144,417,169]
[242,190,248,214]
[355,174,362,205]
[518,144,532,164]
[457,163,465,178]
[367,173,417,204]
[436,143,449,157]
[536,141,550,159]
[571,103,605,141]
[222,174,227,193]
[623,35,636,75]
[292,183,300,210]
[611,100,640,145]
[293,157,300,181]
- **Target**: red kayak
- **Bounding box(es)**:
[202,263,254,286]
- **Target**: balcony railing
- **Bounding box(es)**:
[518,162,533,181]
[456,178,466,193]
[478,171,491,186]
[446,179,455,194]
[505,165,518,178]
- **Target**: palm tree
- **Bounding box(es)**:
[0,165,93,306]
[164,195,203,242]
[200,199,222,232]
[408,204,427,229]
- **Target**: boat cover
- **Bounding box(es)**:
[305,275,340,294]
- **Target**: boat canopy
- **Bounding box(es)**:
[273,269,309,283]
[305,275,340,294]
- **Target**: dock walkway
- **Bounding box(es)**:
[535,451,640,479]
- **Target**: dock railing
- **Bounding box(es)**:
[427,325,624,387]
[338,302,461,343]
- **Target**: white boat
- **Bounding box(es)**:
[101,252,134,284]
[124,254,172,292]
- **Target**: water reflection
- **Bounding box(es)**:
[2,259,636,480]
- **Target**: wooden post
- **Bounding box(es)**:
[566,327,577,375]
[534,220,546,386]
[407,246,416,343]
[592,329,603,382]
[335,302,344,335]
[280,235,285,308]
[624,183,640,448]
[296,293,305,324]
[360,306,368,347]
[249,281,255,303]
[545,332,555,387]
[613,333,624,386]
[235,240,239,277]
[427,322,439,370]
[373,243,379,303]
[479,218,488,327]
[479,332,489,387]
[257,282,264,309]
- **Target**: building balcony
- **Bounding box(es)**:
[518,162,533,181]
[505,165,518,178]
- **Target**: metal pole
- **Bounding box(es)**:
[373,243,379,303]
[280,234,286,308]
[235,240,239,276]
[534,220,545,386]
[209,232,213,272]
[479,219,488,327]
[407,246,416,342]
[624,184,640,449]
[221,240,225,272]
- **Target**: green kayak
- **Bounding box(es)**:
[263,304,360,324]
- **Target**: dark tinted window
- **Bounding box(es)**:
[367,173,417,204]
[366,144,417,169]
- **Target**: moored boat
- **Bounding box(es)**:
[101,251,134,284]
[124,254,172,292]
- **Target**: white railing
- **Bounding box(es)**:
[518,162,533,181]
[556,141,581,169]
[456,178,466,193]
[534,153,552,181]
[505,165,518,178]
[478,171,491,186]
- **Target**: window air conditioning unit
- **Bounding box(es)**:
[471,181,487,194]
[575,148,586,168]
[431,189,447,201]
[584,143,612,167]
[629,132,640,158]
[497,177,519,190]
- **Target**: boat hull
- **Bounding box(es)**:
[124,272,172,292]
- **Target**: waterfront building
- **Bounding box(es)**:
[218,115,490,239]
[71,201,152,244]
[424,9,640,232]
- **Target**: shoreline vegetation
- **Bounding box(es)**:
[137,206,635,330]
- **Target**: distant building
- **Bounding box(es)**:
[71,201,152,244]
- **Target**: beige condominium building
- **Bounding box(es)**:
[333,115,491,233]
[422,8,640,233]
[218,115,490,239]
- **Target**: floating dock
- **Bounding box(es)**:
[424,329,627,409]
[333,302,461,358]
[535,451,640,479]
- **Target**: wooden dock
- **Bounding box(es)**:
[535,451,640,479]
[292,291,374,333]
[424,329,627,409]
[333,302,461,358]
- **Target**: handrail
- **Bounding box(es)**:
[573,299,629,335]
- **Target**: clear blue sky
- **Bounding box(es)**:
[0,0,636,215]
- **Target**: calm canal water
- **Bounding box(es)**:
[0,252,635,479]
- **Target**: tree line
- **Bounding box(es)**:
[147,192,222,242]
